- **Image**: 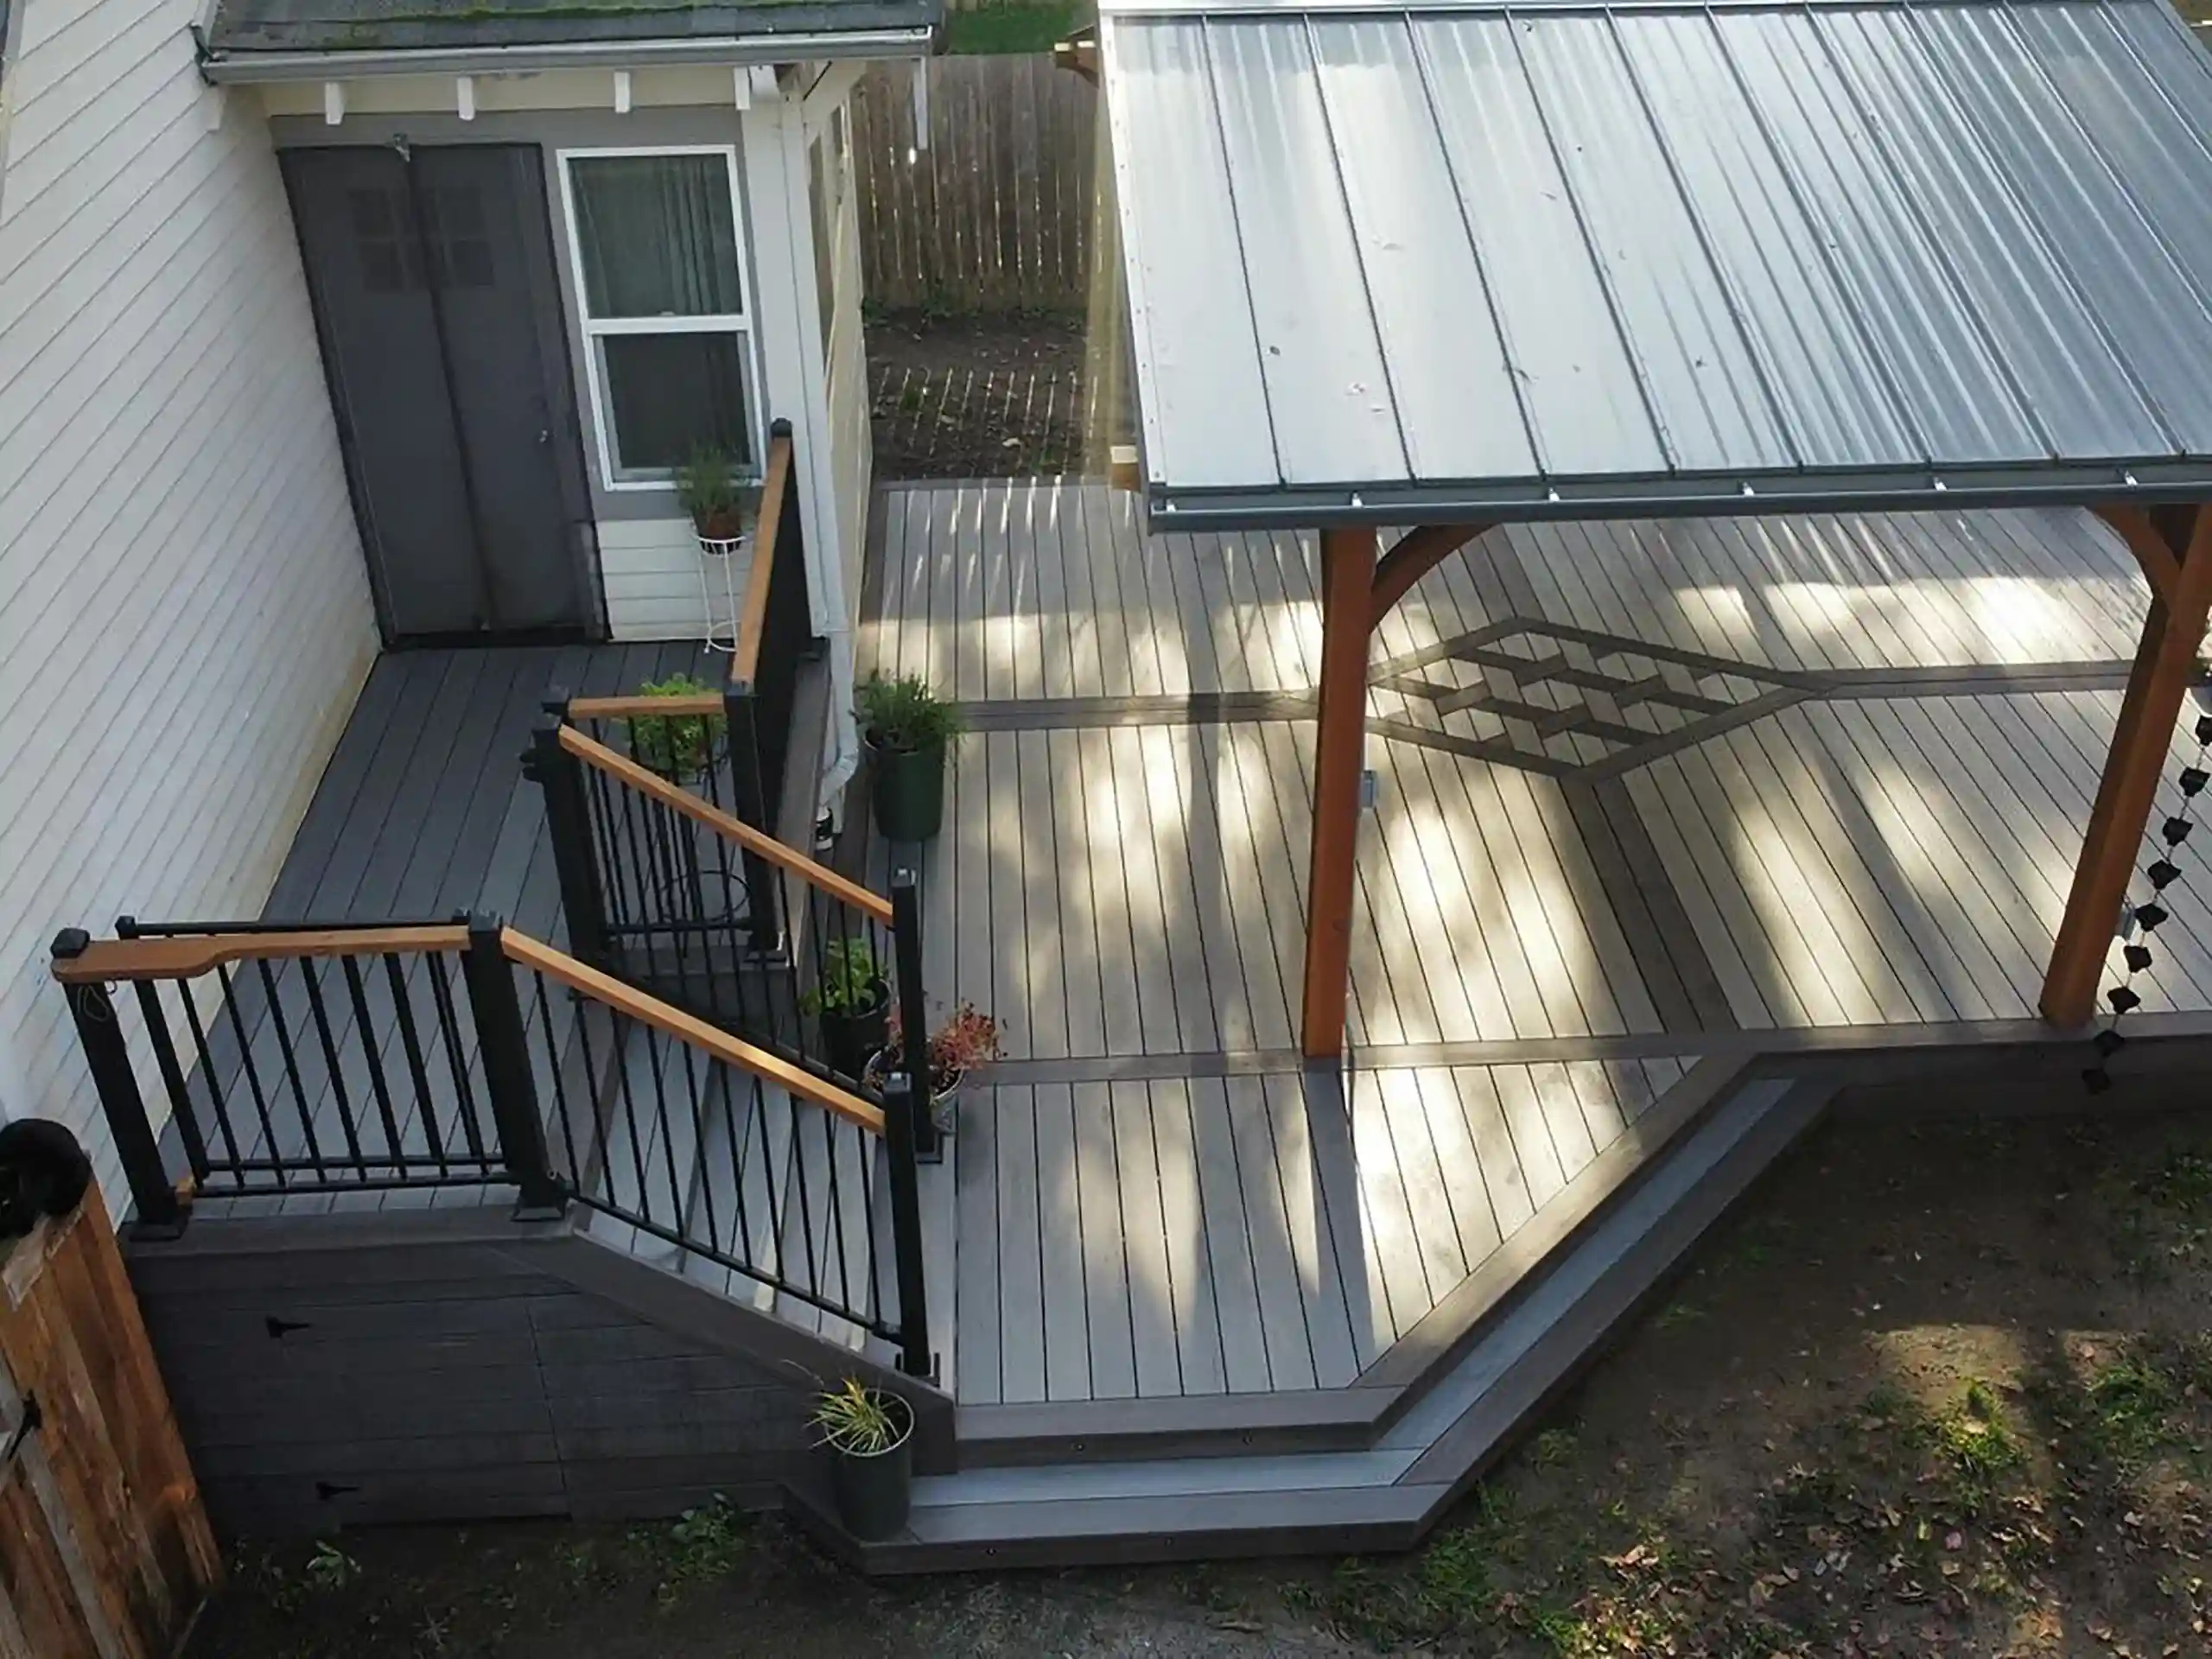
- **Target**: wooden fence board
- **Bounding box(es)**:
[0,1188,219,1659]
[851,55,1100,313]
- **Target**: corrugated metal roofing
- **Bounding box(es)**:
[1098,0,2212,528]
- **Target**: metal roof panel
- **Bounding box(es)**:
[1103,17,1281,491]
[1611,11,1923,470]
[1414,14,1669,479]
[1101,0,2212,523]
[1308,17,1540,484]
[1205,18,1408,486]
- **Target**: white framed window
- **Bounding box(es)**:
[556,145,762,491]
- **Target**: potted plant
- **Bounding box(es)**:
[811,1377,913,1541]
[858,673,965,842]
[628,673,723,782]
[798,937,889,1083]
[869,1001,1003,1138]
[673,443,756,546]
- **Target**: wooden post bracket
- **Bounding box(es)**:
[2044,501,2212,1027]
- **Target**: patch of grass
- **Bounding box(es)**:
[945,0,1089,54]
[303,1541,362,1594]
[1937,1380,2025,1500]
[633,1497,756,1605]
[2110,1138,2212,1280]
[2065,1335,2212,1480]
[1532,1426,1579,1468]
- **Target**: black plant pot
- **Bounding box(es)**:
[819,983,890,1083]
[868,736,947,842]
[826,1393,914,1541]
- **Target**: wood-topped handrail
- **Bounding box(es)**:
[501,930,884,1135]
[733,431,793,687]
[555,723,894,923]
[565,692,723,719]
[52,925,470,984]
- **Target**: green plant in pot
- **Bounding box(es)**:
[798,937,890,1084]
[673,443,757,544]
[811,1376,914,1541]
[859,673,964,842]
[868,1001,1003,1138]
[627,673,724,782]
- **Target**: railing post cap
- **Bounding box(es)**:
[50,928,90,961]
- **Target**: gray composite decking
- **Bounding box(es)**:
[863,480,2212,1407]
[179,642,721,1222]
[263,640,719,932]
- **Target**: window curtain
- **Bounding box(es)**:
[571,155,743,318]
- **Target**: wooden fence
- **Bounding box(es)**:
[849,54,1103,313]
[0,1186,219,1657]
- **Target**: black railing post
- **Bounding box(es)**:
[890,870,938,1162]
[50,929,181,1236]
[879,1072,934,1381]
[524,712,613,971]
[460,915,565,1219]
[723,685,780,950]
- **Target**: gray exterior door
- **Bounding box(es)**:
[283,144,597,642]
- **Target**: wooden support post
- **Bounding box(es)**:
[2044,505,2212,1026]
[1300,527,1378,1059]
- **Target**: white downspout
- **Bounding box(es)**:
[745,79,860,827]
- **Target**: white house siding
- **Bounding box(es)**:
[601,517,749,642]
[0,1,376,1207]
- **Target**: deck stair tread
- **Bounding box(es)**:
[797,1075,1823,1572]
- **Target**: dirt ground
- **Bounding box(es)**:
[190,1106,2212,1657]
[868,311,1112,479]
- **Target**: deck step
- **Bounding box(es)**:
[790,1074,1826,1573]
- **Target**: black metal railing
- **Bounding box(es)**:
[510,934,925,1364]
[49,918,558,1224]
[54,916,932,1376]
[531,720,939,1157]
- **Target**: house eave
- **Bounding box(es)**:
[197,24,938,82]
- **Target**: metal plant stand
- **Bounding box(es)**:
[698,533,747,652]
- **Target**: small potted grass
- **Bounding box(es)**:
[858,673,964,842]
[798,937,890,1084]
[628,672,723,785]
[674,443,757,548]
[812,1376,913,1541]
[868,1001,1003,1139]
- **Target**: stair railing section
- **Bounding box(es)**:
[554,418,816,952]
[530,721,941,1160]
[48,918,562,1230]
[505,932,930,1375]
[51,917,933,1376]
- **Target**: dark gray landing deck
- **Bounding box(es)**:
[263,641,720,935]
